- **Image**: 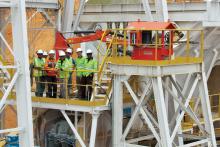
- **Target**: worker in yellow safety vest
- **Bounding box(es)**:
[55,50,69,98]
[65,48,75,97]
[33,49,45,97]
[42,51,48,95]
[82,49,98,100]
[75,48,86,98]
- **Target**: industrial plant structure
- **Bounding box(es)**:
[0,0,220,147]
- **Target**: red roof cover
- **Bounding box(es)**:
[127,21,176,30]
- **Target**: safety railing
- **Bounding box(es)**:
[103,28,204,66]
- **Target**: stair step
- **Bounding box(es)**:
[101,77,111,81]
[96,85,108,89]
[95,94,106,99]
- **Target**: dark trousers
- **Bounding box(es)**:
[81,75,93,100]
[46,76,57,98]
[35,76,44,97]
[42,76,46,94]
[68,72,73,96]
[76,76,83,98]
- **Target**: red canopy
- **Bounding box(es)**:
[127,21,176,30]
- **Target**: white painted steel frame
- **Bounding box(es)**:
[0,0,59,9]
[152,76,171,147]
[141,0,153,21]
[62,0,75,33]
[122,82,152,141]
[72,0,86,32]
[112,75,124,147]
[110,63,216,147]
[154,0,168,21]
[124,81,161,144]
[199,71,217,146]
[89,112,100,147]
[61,110,86,147]
[11,0,34,146]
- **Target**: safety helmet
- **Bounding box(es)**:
[59,50,66,56]
[49,50,55,54]
[76,48,82,52]
[43,51,48,56]
[37,49,43,54]
[66,48,72,53]
[86,49,93,54]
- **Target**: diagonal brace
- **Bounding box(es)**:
[124,81,161,143]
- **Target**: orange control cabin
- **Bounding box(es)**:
[127,21,176,60]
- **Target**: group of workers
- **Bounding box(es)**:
[32,47,97,100]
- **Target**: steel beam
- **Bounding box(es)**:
[154,0,168,21]
[61,110,86,147]
[11,0,34,146]
[62,0,75,33]
[73,0,86,32]
[141,0,153,21]
[122,83,151,140]
[124,81,161,144]
[0,0,59,9]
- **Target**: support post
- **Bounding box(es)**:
[11,0,34,146]
[62,0,75,33]
[152,76,171,147]
[89,112,100,147]
[199,72,217,146]
[154,0,168,21]
[112,75,123,147]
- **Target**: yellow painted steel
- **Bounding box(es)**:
[108,56,203,66]
[0,140,6,147]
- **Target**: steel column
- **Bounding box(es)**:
[62,0,75,33]
[155,0,168,21]
[11,0,34,146]
[112,75,123,147]
[89,112,100,147]
[141,0,153,21]
[199,72,217,146]
[152,76,171,147]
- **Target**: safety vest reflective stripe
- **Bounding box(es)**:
[83,59,98,77]
[75,57,86,77]
[55,58,69,79]
[66,57,73,71]
[33,57,45,77]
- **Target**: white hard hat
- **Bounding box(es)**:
[76,48,82,52]
[59,50,66,56]
[49,50,55,54]
[37,49,43,54]
[86,49,93,54]
[66,48,72,53]
[43,51,48,56]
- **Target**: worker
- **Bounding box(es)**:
[45,50,57,98]
[65,48,75,97]
[75,48,86,98]
[33,49,45,97]
[55,50,69,98]
[82,49,98,100]
[43,51,48,61]
[42,51,48,95]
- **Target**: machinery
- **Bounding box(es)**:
[54,20,180,61]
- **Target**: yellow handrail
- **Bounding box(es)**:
[97,31,116,83]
